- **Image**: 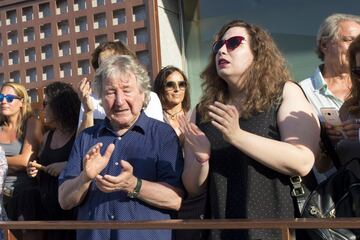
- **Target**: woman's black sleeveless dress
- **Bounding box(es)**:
[38,130,76,240]
[197,104,295,240]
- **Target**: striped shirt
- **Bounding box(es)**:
[299,66,343,122]
[300,66,340,183]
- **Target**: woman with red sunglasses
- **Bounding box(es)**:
[337,35,360,165]
[180,20,320,240]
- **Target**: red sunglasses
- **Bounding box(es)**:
[212,36,246,53]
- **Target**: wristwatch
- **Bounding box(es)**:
[127,178,142,198]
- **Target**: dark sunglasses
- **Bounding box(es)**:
[165,81,187,91]
[212,36,246,54]
[352,67,360,78]
[0,93,22,103]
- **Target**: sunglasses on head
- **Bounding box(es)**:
[212,36,246,54]
[0,93,21,103]
[165,81,187,91]
[352,67,360,78]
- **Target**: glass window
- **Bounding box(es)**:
[57,20,69,35]
[7,30,18,45]
[134,28,147,44]
[59,41,71,56]
[133,5,146,22]
[60,62,72,78]
[43,65,54,80]
[74,0,86,11]
[78,60,90,75]
[56,0,68,15]
[10,71,20,83]
[24,27,35,42]
[114,31,127,44]
[6,10,17,25]
[8,50,19,65]
[75,16,88,32]
[22,7,33,21]
[39,3,51,18]
[94,13,107,29]
[26,68,37,83]
[40,23,52,39]
[113,9,126,25]
[25,47,36,62]
[182,0,360,105]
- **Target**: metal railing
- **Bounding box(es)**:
[1,218,360,240]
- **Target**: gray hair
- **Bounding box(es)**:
[316,13,360,61]
[94,55,151,108]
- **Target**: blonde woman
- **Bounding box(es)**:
[0,82,42,223]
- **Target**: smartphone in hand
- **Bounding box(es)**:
[320,107,347,138]
[320,107,342,126]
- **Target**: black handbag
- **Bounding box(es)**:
[291,157,360,240]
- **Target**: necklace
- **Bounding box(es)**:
[163,109,183,120]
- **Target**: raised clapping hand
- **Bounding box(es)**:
[95,160,137,193]
[178,115,210,164]
[77,77,94,112]
[208,101,241,144]
[83,143,115,180]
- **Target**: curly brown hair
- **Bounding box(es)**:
[198,19,292,120]
[346,34,360,116]
[44,82,80,133]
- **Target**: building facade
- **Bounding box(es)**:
[1,0,360,113]
[0,0,163,115]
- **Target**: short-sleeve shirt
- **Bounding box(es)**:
[59,112,184,240]
[299,65,339,183]
[299,65,343,122]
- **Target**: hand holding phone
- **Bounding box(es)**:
[320,107,347,139]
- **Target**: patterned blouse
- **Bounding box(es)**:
[0,147,7,221]
[0,147,7,240]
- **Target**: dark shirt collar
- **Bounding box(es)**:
[97,111,147,137]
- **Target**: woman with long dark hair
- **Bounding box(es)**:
[154,66,190,143]
[27,82,80,240]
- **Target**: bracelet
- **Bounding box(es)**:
[195,157,209,165]
[127,178,142,199]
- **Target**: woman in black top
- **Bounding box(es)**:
[27,82,80,240]
[180,20,320,240]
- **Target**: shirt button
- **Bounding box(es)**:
[118,137,121,140]
[110,215,115,220]
[115,162,119,166]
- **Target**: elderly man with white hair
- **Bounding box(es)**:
[59,55,184,240]
[300,13,360,182]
